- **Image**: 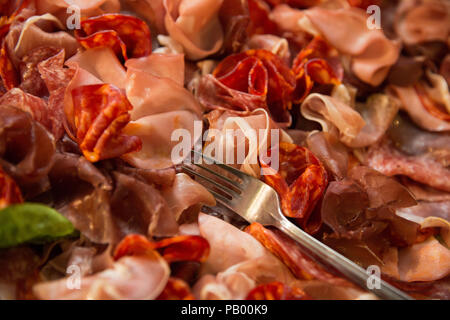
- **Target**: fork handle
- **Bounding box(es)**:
[277,218,413,300]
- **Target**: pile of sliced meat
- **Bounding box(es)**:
[0,0,449,300]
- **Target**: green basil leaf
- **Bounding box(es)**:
[0,203,76,248]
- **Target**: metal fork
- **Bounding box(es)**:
[182,150,413,300]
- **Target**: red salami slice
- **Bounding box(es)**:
[75,14,152,61]
[38,50,76,139]
[70,83,142,162]
[19,46,61,97]
[114,234,210,264]
[261,142,328,233]
[246,281,310,300]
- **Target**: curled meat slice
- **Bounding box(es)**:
[394,0,450,46]
[33,254,170,300]
[5,13,78,63]
[70,84,142,162]
[0,105,55,193]
[162,0,224,60]
[301,93,399,148]
[74,13,152,61]
[261,142,328,233]
[292,36,342,103]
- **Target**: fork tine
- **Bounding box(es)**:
[191,149,250,180]
[192,162,243,190]
[181,165,240,198]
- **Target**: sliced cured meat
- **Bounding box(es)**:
[0,105,55,192]
[67,47,127,89]
[18,46,60,97]
[161,173,215,222]
[390,85,450,132]
[271,5,400,86]
[162,0,224,60]
[35,0,121,24]
[33,254,170,300]
[204,108,293,177]
[5,14,79,63]
[198,213,273,275]
[110,172,178,239]
[48,153,115,244]
[38,49,75,139]
[0,88,50,130]
[70,83,142,162]
[366,139,450,192]
[394,0,450,45]
[74,13,152,61]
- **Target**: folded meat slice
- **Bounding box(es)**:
[110,172,179,239]
[301,93,398,148]
[162,0,224,60]
[161,173,215,222]
[194,213,299,299]
[271,5,400,86]
[204,109,293,177]
[193,255,296,300]
[0,105,55,195]
[399,238,450,282]
[38,50,75,139]
[397,201,450,223]
[62,61,103,137]
[390,85,450,132]
[400,178,450,202]
[33,253,170,300]
[244,34,291,63]
[125,53,185,86]
[122,53,203,169]
[49,153,116,244]
[381,238,450,283]
[387,113,450,164]
[366,139,450,192]
[67,48,127,89]
[122,110,200,169]
[5,13,79,64]
[321,166,419,257]
[394,0,450,46]
[125,61,202,120]
[305,131,349,180]
[195,213,374,300]
[0,88,50,131]
[197,213,270,274]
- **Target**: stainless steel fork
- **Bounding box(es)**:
[182,150,413,300]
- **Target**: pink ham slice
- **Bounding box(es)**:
[270,5,400,86]
[122,53,203,169]
[33,254,170,300]
[162,0,224,60]
[366,139,450,192]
